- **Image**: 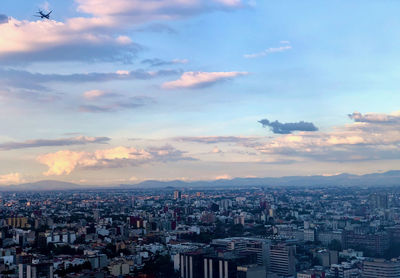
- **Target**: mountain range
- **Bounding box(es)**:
[3,170,399,191]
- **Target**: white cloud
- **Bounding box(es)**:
[162,71,248,89]
[212,146,223,153]
[0,173,25,185]
[253,111,400,162]
[0,0,247,62]
[0,17,134,62]
[37,145,193,176]
[215,174,232,180]
[76,0,244,21]
[116,70,130,75]
[83,90,107,100]
[244,45,292,59]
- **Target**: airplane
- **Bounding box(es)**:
[34,10,52,19]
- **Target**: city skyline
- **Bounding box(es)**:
[1,0,400,186]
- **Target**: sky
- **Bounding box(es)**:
[0,0,399,186]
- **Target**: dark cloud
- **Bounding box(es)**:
[0,87,61,103]
[0,68,180,85]
[79,96,153,113]
[0,14,8,24]
[175,136,259,144]
[0,41,142,64]
[135,23,177,34]
[0,136,110,151]
[259,119,318,134]
[85,145,196,170]
[141,58,187,67]
[259,144,400,162]
[148,145,198,163]
[348,111,400,123]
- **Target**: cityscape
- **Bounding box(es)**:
[1,185,400,277]
[1,0,400,277]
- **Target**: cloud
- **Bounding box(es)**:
[212,146,223,153]
[259,119,319,134]
[162,71,248,89]
[0,14,8,24]
[0,0,248,63]
[0,68,180,88]
[0,136,110,151]
[83,90,120,100]
[348,111,400,123]
[79,96,153,113]
[254,111,400,162]
[76,0,245,22]
[175,136,258,144]
[0,87,61,103]
[135,23,177,34]
[244,45,291,59]
[0,17,141,63]
[141,58,188,67]
[0,173,25,185]
[37,145,195,176]
[0,68,179,103]
[83,90,107,100]
[215,174,232,180]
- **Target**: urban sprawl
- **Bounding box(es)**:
[1,185,400,278]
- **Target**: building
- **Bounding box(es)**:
[203,252,256,278]
[269,244,296,276]
[108,261,130,276]
[314,250,338,267]
[329,263,359,278]
[19,262,54,278]
[174,191,182,200]
[179,248,256,278]
[87,254,108,270]
[211,237,270,269]
[317,230,344,247]
[180,249,207,278]
[304,229,315,242]
[344,231,390,256]
[363,259,400,278]
[237,265,266,278]
[297,269,325,278]
[7,217,28,228]
[369,193,389,209]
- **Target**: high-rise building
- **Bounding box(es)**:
[269,244,296,277]
[180,249,208,278]
[19,263,53,278]
[179,248,257,278]
[211,237,270,269]
[174,190,182,200]
[369,193,389,209]
[344,231,390,256]
[363,259,400,278]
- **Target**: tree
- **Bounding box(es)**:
[328,239,342,251]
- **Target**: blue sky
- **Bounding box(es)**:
[0,0,399,186]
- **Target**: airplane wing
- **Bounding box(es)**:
[46,11,53,16]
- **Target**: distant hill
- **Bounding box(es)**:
[121,170,400,189]
[0,171,399,191]
[0,180,82,191]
